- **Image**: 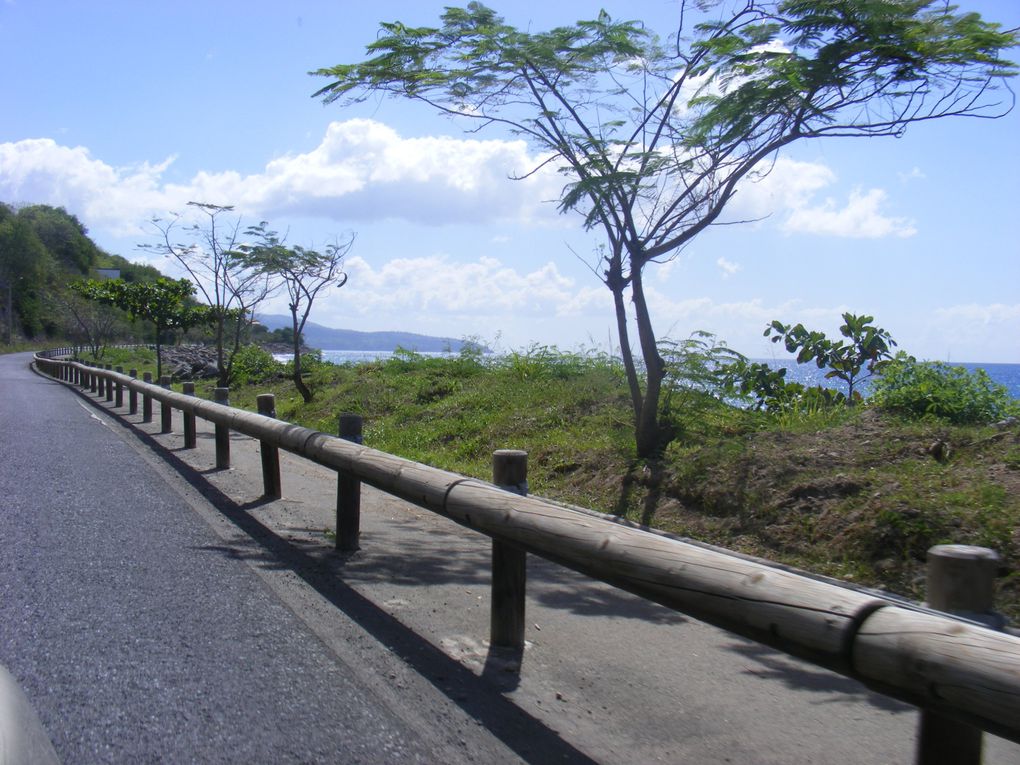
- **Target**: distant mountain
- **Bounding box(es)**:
[256,314,481,352]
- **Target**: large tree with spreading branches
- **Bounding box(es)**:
[313,0,1017,456]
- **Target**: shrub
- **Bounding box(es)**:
[498,344,619,382]
[871,354,1020,425]
[231,344,280,384]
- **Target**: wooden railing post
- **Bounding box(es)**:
[142,372,153,423]
[336,413,363,552]
[104,365,114,403]
[491,449,528,651]
[915,545,1001,765]
[128,369,138,415]
[213,387,230,469]
[114,366,124,408]
[159,375,172,434]
[95,365,104,397]
[182,382,197,449]
[257,394,281,499]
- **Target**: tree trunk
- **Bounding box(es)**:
[291,308,312,403]
[629,267,664,458]
[612,282,642,428]
[155,322,163,380]
[215,312,228,387]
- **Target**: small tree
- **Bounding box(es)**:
[51,287,126,359]
[765,312,897,402]
[313,2,1017,456]
[139,202,276,385]
[240,227,354,402]
[72,277,207,379]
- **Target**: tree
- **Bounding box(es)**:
[51,287,128,360]
[313,1,1018,456]
[240,227,353,402]
[72,278,208,379]
[765,312,897,402]
[139,202,276,385]
[0,216,52,339]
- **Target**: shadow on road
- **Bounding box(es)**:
[85,396,600,765]
[721,641,912,714]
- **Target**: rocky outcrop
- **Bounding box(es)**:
[159,345,219,381]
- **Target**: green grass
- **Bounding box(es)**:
[120,346,1020,620]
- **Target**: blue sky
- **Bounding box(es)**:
[1,1,1018,362]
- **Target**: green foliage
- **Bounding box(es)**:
[719,358,850,417]
[657,332,742,431]
[70,277,208,377]
[871,354,1020,425]
[15,205,99,275]
[765,313,897,402]
[0,215,53,337]
[719,359,793,411]
[497,344,619,382]
[230,344,281,385]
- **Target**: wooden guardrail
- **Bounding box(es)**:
[34,353,1020,762]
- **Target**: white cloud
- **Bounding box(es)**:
[716,256,741,279]
[0,120,566,239]
[933,303,1020,325]
[912,303,1020,362]
[2,121,918,255]
[731,157,836,221]
[727,158,916,239]
[293,254,609,334]
[0,138,184,237]
[898,166,926,183]
[781,187,917,239]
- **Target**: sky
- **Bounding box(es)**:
[1,1,1018,363]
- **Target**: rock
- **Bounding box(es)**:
[157,345,220,381]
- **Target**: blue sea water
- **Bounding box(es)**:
[300,349,1020,400]
[759,360,1020,400]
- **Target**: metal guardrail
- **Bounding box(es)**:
[33,353,1020,760]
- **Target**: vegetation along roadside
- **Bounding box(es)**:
[101,333,1020,623]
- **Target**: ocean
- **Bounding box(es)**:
[290,350,1020,401]
[765,360,1020,400]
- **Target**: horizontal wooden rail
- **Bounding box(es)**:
[33,354,1020,747]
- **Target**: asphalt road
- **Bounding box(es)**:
[0,353,470,763]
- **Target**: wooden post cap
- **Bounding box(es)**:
[927,544,1001,614]
[214,387,229,404]
[257,394,276,417]
[339,413,363,443]
[493,450,528,494]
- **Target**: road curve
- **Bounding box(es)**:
[0,353,448,763]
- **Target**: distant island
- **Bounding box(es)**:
[256,314,485,353]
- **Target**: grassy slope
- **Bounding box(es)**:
[124,347,1020,620]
